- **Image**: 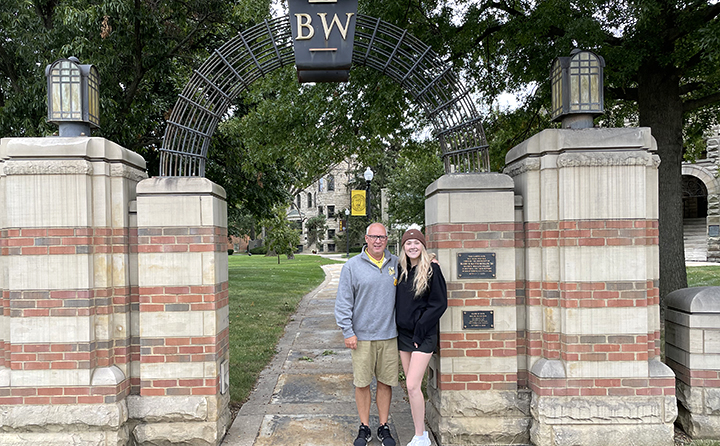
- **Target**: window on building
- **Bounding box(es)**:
[318,178,325,192]
[307,193,312,208]
[296,195,301,209]
[328,229,336,239]
[318,244,324,252]
[318,206,324,215]
[328,244,336,252]
[327,205,335,218]
[327,175,335,191]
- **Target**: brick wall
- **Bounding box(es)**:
[427,222,520,393]
[136,225,229,397]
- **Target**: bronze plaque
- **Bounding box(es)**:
[457,252,496,279]
[463,310,494,329]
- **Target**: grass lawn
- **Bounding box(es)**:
[227,254,341,405]
[687,265,720,287]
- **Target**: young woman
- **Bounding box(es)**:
[395,227,447,446]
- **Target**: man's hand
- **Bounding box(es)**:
[345,335,358,350]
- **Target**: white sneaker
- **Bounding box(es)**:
[406,432,431,446]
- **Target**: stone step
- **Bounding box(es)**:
[684,218,708,262]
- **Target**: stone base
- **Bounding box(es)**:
[426,390,531,445]
[530,395,677,446]
[0,402,130,446]
[0,396,231,445]
[677,404,720,439]
[127,394,231,446]
[676,381,720,438]
[0,432,131,446]
[530,422,674,446]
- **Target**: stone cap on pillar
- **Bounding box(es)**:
[425,172,514,198]
[1,137,146,171]
[666,287,720,314]
[137,177,227,200]
[505,127,656,166]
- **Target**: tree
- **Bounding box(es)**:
[387,139,444,227]
[363,0,720,301]
[305,215,328,249]
[0,0,295,236]
[0,0,271,154]
[263,207,301,264]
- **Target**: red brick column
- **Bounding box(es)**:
[505,128,675,446]
[0,136,146,444]
[424,173,530,445]
[427,223,520,393]
[131,177,231,445]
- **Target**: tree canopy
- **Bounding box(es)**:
[3,0,719,299]
[360,0,720,298]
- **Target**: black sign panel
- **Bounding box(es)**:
[463,310,494,329]
[457,252,496,279]
[288,0,358,83]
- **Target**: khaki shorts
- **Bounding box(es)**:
[351,338,399,388]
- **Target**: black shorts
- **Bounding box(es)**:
[397,327,438,354]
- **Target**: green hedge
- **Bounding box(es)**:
[249,245,268,255]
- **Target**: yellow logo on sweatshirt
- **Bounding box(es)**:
[388,267,395,276]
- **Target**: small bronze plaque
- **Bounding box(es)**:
[710,225,720,237]
[457,252,496,279]
[463,310,494,329]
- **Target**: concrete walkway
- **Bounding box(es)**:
[222,261,432,446]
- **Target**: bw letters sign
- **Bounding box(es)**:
[288,0,358,83]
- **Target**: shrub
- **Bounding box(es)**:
[228,249,234,255]
[249,245,268,255]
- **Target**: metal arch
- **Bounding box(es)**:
[352,16,489,173]
[160,16,295,176]
[159,14,489,176]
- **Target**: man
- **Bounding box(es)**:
[335,222,398,446]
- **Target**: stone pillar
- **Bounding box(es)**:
[707,128,720,262]
[131,177,231,445]
[666,287,720,438]
[0,137,146,444]
[424,173,531,445]
[505,128,676,446]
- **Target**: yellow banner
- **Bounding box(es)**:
[351,190,366,216]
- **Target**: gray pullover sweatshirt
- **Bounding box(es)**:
[335,248,398,341]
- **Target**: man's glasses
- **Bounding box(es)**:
[366,235,388,241]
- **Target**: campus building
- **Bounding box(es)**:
[287,159,355,253]
[682,125,720,262]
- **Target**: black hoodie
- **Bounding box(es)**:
[395,261,448,346]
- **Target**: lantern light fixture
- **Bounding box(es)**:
[550,49,605,129]
[45,57,100,137]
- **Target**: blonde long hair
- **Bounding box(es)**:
[398,244,434,298]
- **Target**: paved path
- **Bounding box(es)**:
[222,262,431,446]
